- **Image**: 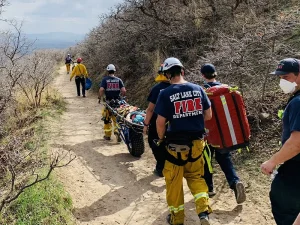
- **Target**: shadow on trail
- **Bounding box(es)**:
[52,139,165,222]
[212,205,243,223]
[150,198,205,225]
[52,139,140,187]
[74,174,164,222]
[63,96,81,100]
[150,192,243,224]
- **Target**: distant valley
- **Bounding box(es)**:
[26,32,85,49]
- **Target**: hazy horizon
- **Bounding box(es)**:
[0,0,123,34]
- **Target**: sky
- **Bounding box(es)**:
[0,0,123,34]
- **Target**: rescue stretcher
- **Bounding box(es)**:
[103,98,145,157]
[105,101,144,133]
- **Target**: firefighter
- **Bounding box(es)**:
[261,58,300,225]
[99,64,126,141]
[201,63,246,204]
[155,57,212,225]
[65,54,73,74]
[143,64,170,177]
[70,58,88,97]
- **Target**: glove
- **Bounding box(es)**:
[154,139,165,147]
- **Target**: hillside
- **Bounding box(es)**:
[75,0,300,152]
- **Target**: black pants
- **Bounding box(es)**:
[203,145,239,191]
[270,169,300,225]
[147,126,165,173]
[75,77,86,96]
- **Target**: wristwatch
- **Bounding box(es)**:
[143,121,149,127]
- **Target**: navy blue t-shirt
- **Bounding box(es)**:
[204,81,222,88]
[281,93,300,162]
[155,82,211,133]
[147,82,170,127]
[65,56,72,64]
[100,76,124,100]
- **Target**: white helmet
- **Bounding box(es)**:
[163,57,183,71]
[107,64,116,71]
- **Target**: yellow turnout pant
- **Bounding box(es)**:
[102,108,119,137]
[163,139,212,225]
[66,63,71,73]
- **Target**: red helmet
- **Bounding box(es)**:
[77,58,82,63]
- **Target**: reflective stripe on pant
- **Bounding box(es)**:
[203,144,240,190]
[102,108,119,137]
[66,64,71,72]
[203,145,214,192]
[163,139,212,225]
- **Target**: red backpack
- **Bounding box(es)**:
[204,85,250,152]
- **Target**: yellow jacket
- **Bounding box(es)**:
[70,63,88,80]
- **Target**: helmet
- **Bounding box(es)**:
[67,53,70,56]
[157,64,164,74]
[163,57,183,71]
[77,58,82,63]
[201,63,216,74]
[107,64,116,71]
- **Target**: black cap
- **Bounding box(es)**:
[201,63,216,74]
[271,58,300,75]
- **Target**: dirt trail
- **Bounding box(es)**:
[50,66,275,225]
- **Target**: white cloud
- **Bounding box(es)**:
[0,0,123,34]
[74,3,83,10]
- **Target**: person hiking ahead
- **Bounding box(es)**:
[65,54,73,74]
[70,58,88,97]
[99,64,126,141]
[143,64,170,177]
[155,57,212,225]
[261,58,300,225]
[201,63,246,204]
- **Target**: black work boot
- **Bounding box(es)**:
[199,212,210,225]
[166,214,183,225]
[114,131,122,142]
[103,135,111,141]
[232,181,246,204]
[153,169,163,177]
[208,190,216,198]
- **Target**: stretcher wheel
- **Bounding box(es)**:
[128,128,144,157]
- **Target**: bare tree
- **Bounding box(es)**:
[16,51,57,108]
[0,136,76,212]
[0,20,34,114]
[0,18,74,214]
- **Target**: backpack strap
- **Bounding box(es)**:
[285,90,300,108]
[203,83,211,89]
[289,90,300,101]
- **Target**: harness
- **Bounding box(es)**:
[103,99,120,124]
[76,64,85,78]
[163,131,205,166]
